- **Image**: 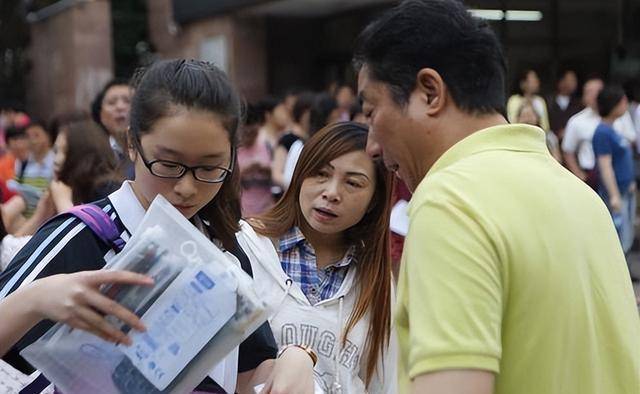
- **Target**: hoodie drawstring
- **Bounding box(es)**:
[270,278,293,320]
[272,279,347,393]
[331,295,345,394]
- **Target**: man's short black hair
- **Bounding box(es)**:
[353,0,506,115]
[597,85,626,118]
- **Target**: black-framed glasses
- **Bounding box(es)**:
[134,138,235,183]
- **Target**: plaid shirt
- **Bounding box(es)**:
[278,227,356,305]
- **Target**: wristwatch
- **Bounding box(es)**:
[277,344,318,367]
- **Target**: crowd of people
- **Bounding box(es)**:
[0,80,134,270]
[506,69,640,260]
[0,0,638,393]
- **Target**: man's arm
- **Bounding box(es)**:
[597,155,621,211]
[560,119,586,180]
[399,190,503,392]
[412,370,495,394]
[562,152,587,181]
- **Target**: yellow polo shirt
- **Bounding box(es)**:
[396,124,640,393]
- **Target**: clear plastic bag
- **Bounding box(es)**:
[21,195,269,394]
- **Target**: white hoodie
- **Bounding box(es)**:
[236,222,397,394]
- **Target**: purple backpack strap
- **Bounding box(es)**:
[65,204,125,253]
[19,205,124,393]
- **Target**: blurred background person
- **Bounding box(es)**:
[308,93,340,137]
[547,69,583,141]
[0,103,30,146]
[0,119,123,268]
[593,85,635,256]
[91,78,133,179]
[1,120,56,227]
[50,119,122,211]
[0,126,29,185]
[271,92,314,190]
[517,101,562,162]
[282,93,341,192]
[562,77,636,189]
[334,84,356,122]
[507,69,550,131]
[282,89,299,128]
[23,120,55,193]
[238,103,273,217]
[257,95,290,156]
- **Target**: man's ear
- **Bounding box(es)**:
[416,68,447,116]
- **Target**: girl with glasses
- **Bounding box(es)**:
[0,59,315,394]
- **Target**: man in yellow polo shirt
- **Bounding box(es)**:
[354,1,640,393]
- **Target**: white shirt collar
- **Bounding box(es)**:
[107,181,145,235]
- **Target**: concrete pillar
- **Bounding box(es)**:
[147,0,268,101]
[27,0,113,122]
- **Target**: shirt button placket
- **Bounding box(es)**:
[310,286,319,303]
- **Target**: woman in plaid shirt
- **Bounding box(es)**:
[249,122,397,393]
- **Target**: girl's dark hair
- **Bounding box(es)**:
[309,93,337,136]
[57,120,123,204]
[597,85,626,118]
[91,78,130,131]
[254,122,394,386]
[129,59,243,248]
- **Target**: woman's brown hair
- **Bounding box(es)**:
[253,121,394,386]
[57,120,123,204]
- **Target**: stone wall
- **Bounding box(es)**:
[27,0,113,122]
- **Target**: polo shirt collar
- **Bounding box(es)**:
[426,123,548,179]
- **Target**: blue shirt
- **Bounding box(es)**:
[593,122,635,194]
[278,227,355,305]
